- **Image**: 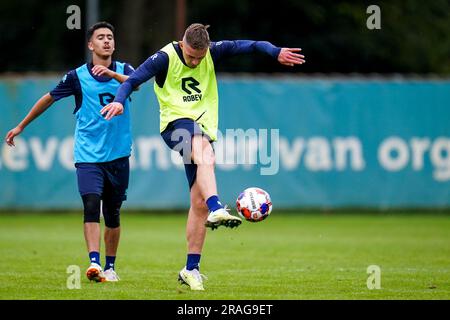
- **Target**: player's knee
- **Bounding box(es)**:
[103,201,122,228]
[192,136,215,166]
[82,194,101,223]
[191,195,208,212]
[203,150,215,166]
[194,147,215,166]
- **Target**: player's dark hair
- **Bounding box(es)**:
[87,21,115,41]
[184,23,210,50]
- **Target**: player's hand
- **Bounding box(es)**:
[5,126,23,147]
[278,48,305,67]
[101,102,124,120]
[92,65,115,78]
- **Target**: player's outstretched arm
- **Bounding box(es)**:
[100,102,124,120]
[5,93,54,147]
[277,48,305,67]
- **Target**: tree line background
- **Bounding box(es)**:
[0,0,449,75]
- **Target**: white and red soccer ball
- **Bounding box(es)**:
[236,187,273,222]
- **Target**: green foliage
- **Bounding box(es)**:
[189,0,450,74]
[0,0,449,74]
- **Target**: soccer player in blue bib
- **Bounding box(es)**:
[5,22,135,283]
[101,23,305,290]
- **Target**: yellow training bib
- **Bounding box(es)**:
[154,42,219,140]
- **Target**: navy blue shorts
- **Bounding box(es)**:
[161,118,212,189]
[75,156,130,202]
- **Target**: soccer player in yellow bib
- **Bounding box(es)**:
[101,23,305,290]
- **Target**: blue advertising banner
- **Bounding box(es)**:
[1,76,449,209]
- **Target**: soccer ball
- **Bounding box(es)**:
[236,187,273,222]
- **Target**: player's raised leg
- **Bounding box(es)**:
[190,135,241,230]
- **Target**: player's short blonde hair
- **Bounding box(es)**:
[184,23,210,50]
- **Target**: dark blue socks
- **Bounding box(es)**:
[206,195,223,212]
[186,253,201,271]
[89,251,100,266]
[89,252,116,270]
[105,256,116,271]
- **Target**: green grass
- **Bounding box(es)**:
[0,212,449,299]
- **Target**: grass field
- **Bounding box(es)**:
[0,211,449,300]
